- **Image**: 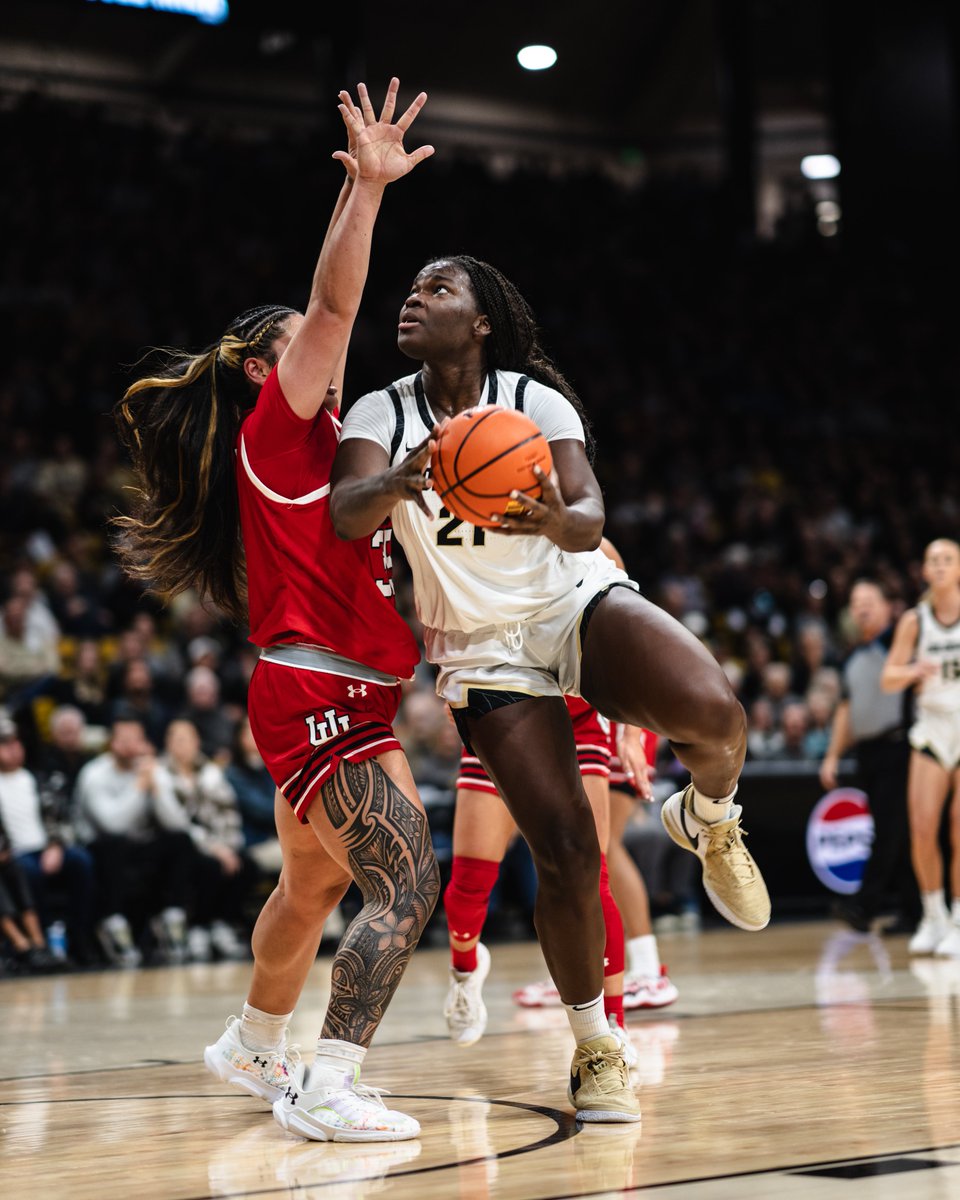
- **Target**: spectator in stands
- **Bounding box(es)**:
[177,666,235,764]
[225,715,281,875]
[47,559,107,639]
[36,705,98,833]
[109,657,170,749]
[759,661,801,726]
[1,565,60,649]
[770,701,810,761]
[0,594,60,706]
[803,688,835,759]
[0,842,61,975]
[157,718,256,960]
[746,697,785,760]
[43,637,111,728]
[74,717,196,966]
[0,717,96,965]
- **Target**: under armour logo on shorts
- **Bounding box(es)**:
[347,684,368,698]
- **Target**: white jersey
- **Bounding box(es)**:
[341,369,624,639]
[914,600,960,714]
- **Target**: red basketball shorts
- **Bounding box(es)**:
[248,656,403,822]
[455,702,613,794]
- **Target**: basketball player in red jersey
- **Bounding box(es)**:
[331,255,770,1123]
[114,80,438,1142]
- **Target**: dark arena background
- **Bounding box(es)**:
[2,2,960,1198]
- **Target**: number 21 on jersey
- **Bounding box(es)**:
[436,507,486,548]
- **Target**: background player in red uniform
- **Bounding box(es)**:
[443,691,640,1061]
[114,80,438,1143]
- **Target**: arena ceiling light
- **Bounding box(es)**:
[800,154,841,180]
[517,45,558,71]
[85,0,229,23]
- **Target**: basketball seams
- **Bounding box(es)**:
[451,433,548,498]
[431,406,552,525]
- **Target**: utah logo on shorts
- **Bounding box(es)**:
[305,709,352,746]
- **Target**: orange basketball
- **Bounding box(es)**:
[431,406,553,528]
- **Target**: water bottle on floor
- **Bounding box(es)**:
[47,921,68,960]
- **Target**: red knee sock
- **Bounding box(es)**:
[599,853,625,1026]
[444,856,500,973]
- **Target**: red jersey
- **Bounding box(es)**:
[236,368,420,679]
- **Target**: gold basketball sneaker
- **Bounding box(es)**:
[567,1034,641,1123]
[661,785,770,931]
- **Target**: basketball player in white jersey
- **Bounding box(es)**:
[330,255,770,1123]
[883,538,960,955]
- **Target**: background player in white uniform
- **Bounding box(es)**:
[331,254,769,1123]
[883,538,960,956]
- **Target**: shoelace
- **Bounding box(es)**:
[706,822,758,882]
[445,981,474,1020]
[571,1046,628,1093]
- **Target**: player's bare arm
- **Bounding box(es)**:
[278,79,434,421]
[882,608,937,691]
[331,432,439,537]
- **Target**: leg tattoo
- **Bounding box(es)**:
[319,759,440,1047]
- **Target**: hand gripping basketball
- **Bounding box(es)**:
[430,407,553,528]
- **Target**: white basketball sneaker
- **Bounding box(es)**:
[934,922,960,958]
[203,1016,299,1105]
[623,966,679,1010]
[511,978,562,1008]
[272,1060,420,1142]
[909,915,952,955]
[444,942,491,1046]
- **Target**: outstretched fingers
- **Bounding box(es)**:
[379,76,400,123]
[357,81,377,125]
[396,91,429,133]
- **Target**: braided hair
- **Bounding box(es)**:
[113,304,296,624]
[440,254,596,462]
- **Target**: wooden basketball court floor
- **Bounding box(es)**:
[4,919,960,1200]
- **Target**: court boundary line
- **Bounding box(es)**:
[526,1141,960,1198]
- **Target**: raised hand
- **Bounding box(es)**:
[333,77,434,185]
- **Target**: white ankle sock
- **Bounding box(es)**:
[952,899,960,925]
[564,993,609,1044]
[922,890,948,921]
[627,934,660,979]
[239,1002,292,1052]
[307,1038,367,1089]
[691,785,737,824]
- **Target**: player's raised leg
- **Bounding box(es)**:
[580,587,770,932]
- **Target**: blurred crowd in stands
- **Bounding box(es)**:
[0,94,952,972]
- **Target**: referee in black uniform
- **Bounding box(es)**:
[820,578,920,932]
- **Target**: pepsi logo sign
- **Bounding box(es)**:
[806,788,874,895]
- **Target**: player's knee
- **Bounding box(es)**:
[531,821,600,892]
[674,680,745,750]
[281,868,350,924]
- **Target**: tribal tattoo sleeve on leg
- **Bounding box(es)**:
[319,759,440,1047]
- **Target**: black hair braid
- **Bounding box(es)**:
[447,254,596,462]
